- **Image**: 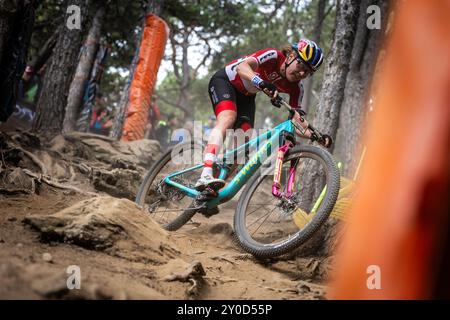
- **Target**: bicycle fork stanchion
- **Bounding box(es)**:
[272,141,293,198]
[285,159,297,198]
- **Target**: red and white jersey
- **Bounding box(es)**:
[224,48,304,108]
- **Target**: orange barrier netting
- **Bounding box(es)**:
[121,14,169,142]
[328,1,450,299]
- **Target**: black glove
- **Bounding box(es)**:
[294,108,307,117]
[319,134,333,148]
[259,80,278,97]
[271,95,282,108]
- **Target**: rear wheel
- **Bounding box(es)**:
[233,145,340,258]
[135,141,205,231]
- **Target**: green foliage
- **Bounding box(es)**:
[28,0,65,64]
[102,0,143,69]
[164,0,257,36]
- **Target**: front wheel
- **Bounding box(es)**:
[233,144,340,258]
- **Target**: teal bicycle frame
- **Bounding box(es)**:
[163,119,296,209]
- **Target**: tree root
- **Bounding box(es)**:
[22,169,97,197]
[163,261,206,296]
[210,255,236,265]
[13,147,48,175]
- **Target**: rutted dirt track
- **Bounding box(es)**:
[0,131,331,299]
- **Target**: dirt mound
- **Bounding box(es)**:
[0,131,161,199]
[2,196,210,299]
[51,132,161,170]
[23,197,180,264]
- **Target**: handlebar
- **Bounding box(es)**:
[262,88,332,148]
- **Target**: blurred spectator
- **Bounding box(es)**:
[171,119,194,144]
[203,115,216,140]
[263,116,273,131]
[155,113,179,149]
[90,95,112,136]
[18,65,43,105]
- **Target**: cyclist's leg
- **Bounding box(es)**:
[235,93,256,130]
[230,94,256,165]
[196,69,237,191]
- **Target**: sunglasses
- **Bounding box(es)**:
[295,57,314,75]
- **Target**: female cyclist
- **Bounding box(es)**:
[195,39,328,191]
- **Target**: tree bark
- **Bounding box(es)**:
[176,30,190,118]
[301,0,327,113]
[298,0,360,210]
[76,43,109,132]
[0,0,18,63]
[338,0,389,177]
[110,0,164,139]
[28,26,59,72]
[0,0,39,122]
[33,0,88,136]
[109,45,140,139]
[314,0,359,145]
[63,4,105,132]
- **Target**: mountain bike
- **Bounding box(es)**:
[135,96,340,258]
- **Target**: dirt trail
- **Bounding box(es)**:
[0,132,330,299]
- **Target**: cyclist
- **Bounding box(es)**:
[195,39,328,191]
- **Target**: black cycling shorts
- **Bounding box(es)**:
[208,68,256,129]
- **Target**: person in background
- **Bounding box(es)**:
[203,115,216,141]
[263,116,274,131]
[171,119,194,144]
[155,113,179,149]
[18,65,43,105]
[90,107,112,136]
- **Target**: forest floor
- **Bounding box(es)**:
[0,131,333,300]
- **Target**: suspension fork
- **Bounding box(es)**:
[272,141,297,198]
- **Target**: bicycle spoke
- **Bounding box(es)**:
[244,155,312,244]
[246,202,277,217]
[250,205,278,236]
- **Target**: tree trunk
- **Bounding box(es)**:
[302,0,327,113]
[63,4,105,132]
[33,0,88,136]
[110,0,164,139]
[177,31,190,118]
[315,0,359,144]
[76,44,109,132]
[109,45,140,139]
[299,0,360,210]
[28,25,59,72]
[0,0,18,63]
[146,0,164,16]
[0,0,38,122]
[338,0,389,177]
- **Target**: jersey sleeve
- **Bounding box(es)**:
[249,48,280,68]
[289,81,304,109]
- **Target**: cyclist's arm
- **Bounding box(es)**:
[236,57,259,81]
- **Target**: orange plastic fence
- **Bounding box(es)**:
[329,1,450,299]
[121,14,169,142]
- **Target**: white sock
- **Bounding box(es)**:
[201,166,213,179]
